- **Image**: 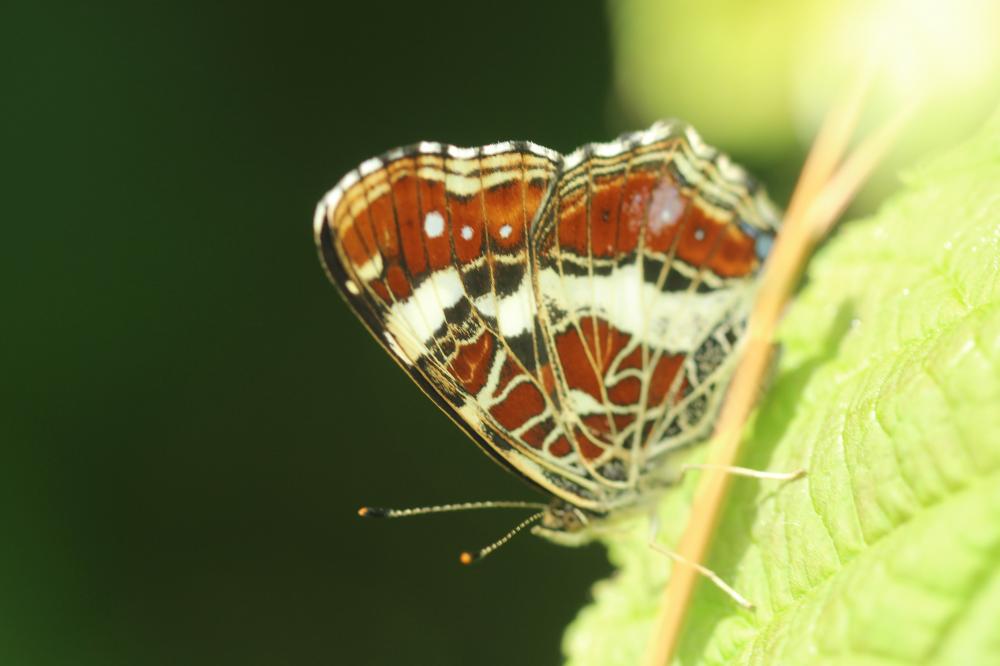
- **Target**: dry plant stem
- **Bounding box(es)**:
[783,69,872,227]
[642,87,907,666]
[807,105,916,242]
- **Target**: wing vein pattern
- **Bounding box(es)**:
[315,120,781,515]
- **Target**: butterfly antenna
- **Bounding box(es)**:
[459,511,544,565]
[358,500,547,519]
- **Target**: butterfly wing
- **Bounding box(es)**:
[530,121,781,499]
[315,140,611,509]
[315,122,780,515]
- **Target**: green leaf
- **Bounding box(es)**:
[564,107,1000,665]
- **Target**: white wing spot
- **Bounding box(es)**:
[648,181,684,233]
[460,225,474,240]
[694,227,706,241]
[424,211,445,238]
[345,280,360,295]
[499,224,513,239]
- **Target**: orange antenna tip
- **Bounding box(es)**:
[459,551,476,565]
[358,506,388,518]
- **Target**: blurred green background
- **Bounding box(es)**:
[6,3,617,665]
[5,0,997,664]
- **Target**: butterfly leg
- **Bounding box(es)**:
[646,513,754,610]
[677,463,805,482]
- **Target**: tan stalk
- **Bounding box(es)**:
[643,74,912,666]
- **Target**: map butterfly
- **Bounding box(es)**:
[314,120,780,552]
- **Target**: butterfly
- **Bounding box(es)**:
[314,120,780,556]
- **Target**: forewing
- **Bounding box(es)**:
[315,141,608,510]
[530,121,781,490]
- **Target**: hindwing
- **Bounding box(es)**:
[530,122,779,498]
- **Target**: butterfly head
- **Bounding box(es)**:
[530,498,604,546]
